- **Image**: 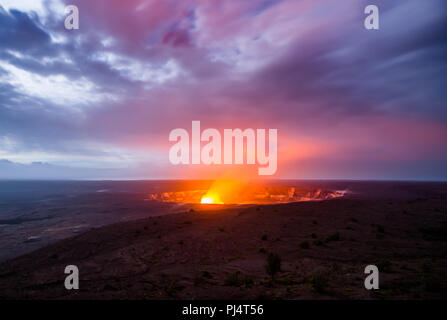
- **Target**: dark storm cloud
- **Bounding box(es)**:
[248,0,447,122]
[0,8,51,53]
[0,4,142,152]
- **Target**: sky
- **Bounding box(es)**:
[0,0,446,180]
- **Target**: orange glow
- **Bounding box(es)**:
[199,178,248,204]
[200,195,223,204]
[201,178,246,204]
[147,176,346,205]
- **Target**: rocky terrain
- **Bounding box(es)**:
[0,181,446,300]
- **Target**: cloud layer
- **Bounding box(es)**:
[0,0,446,179]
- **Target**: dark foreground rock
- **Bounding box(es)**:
[0,182,446,300]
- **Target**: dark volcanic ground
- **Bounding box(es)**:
[0,181,446,299]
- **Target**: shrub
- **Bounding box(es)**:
[299,241,310,249]
[377,259,391,272]
[200,270,213,279]
[193,271,213,286]
[225,272,241,286]
[311,272,329,293]
[194,276,206,286]
[325,232,340,242]
[265,252,281,280]
[224,272,253,287]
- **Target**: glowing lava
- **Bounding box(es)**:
[147,179,346,204]
[200,194,223,204]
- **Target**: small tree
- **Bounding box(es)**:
[265,252,281,281]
